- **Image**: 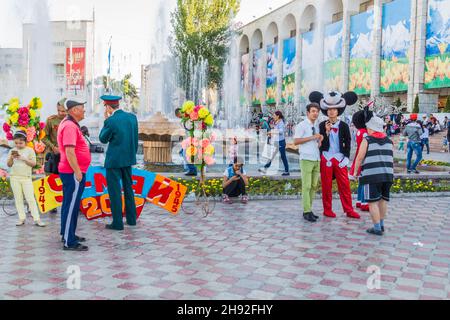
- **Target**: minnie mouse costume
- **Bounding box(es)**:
[309,91,361,219]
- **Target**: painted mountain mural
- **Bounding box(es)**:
[349,10,374,95]
[380,0,411,93]
[425,0,450,89]
[324,20,343,91]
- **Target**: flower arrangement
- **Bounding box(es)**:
[2,97,47,172]
[179,101,216,215]
[179,100,216,174]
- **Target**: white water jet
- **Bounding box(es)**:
[222,33,243,128]
[22,0,58,120]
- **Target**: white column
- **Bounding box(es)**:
[370,0,383,99]
[407,0,418,111]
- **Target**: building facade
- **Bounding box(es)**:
[237,0,450,113]
[0,48,24,101]
[22,20,95,109]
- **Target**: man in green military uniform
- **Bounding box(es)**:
[99,95,139,231]
[42,98,67,214]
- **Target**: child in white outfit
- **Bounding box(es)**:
[7,131,45,227]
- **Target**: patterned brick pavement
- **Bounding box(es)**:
[0,197,449,300]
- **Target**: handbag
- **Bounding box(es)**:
[44,152,60,174]
[262,142,277,161]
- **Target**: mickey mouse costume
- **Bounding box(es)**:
[309,91,361,219]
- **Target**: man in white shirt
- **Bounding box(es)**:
[294,103,323,222]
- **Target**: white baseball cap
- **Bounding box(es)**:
[366,116,385,133]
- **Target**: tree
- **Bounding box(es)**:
[444,97,450,113]
[413,95,419,113]
[170,0,240,101]
[101,73,140,112]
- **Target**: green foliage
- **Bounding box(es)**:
[395,97,402,108]
[444,97,450,113]
[170,0,240,99]
[413,95,419,113]
[101,74,139,112]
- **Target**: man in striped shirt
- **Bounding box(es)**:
[353,116,394,236]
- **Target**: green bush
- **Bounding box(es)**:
[413,95,419,113]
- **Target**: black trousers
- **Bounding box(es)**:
[223,177,247,197]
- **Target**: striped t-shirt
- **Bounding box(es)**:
[359,136,394,185]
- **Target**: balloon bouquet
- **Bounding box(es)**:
[178,101,216,217]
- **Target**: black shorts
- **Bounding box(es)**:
[363,182,392,203]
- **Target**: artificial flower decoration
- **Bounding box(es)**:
[178,100,216,183]
[2,96,47,171]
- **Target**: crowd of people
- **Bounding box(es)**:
[5,90,449,249]
[7,96,139,252]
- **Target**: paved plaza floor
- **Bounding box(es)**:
[0,197,449,300]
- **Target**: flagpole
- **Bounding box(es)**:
[91,7,95,113]
[107,36,112,93]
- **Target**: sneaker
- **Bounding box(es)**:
[281,172,290,176]
[413,170,420,174]
[63,244,89,251]
[241,195,248,204]
[381,226,385,233]
[222,194,232,204]
[258,167,267,174]
[303,212,317,223]
[50,208,58,214]
[16,220,25,226]
[311,212,319,219]
[407,170,412,174]
[366,228,383,236]
[61,235,86,243]
[34,220,46,227]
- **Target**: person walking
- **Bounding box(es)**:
[57,100,91,251]
[259,110,290,176]
[403,114,423,174]
[42,98,67,214]
[353,116,394,236]
[421,123,430,154]
[99,95,139,231]
[293,103,323,223]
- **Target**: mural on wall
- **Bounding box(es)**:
[266,44,279,104]
[380,0,411,93]
[324,21,343,91]
[300,31,315,101]
[252,48,265,105]
[424,0,450,89]
[282,37,296,105]
[240,53,250,106]
[349,10,374,95]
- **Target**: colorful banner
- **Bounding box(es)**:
[324,21,343,91]
[266,44,278,104]
[300,31,315,101]
[381,0,411,93]
[349,10,374,95]
[252,49,264,105]
[66,47,86,91]
[240,53,250,106]
[282,37,296,104]
[33,167,187,219]
[424,0,450,89]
